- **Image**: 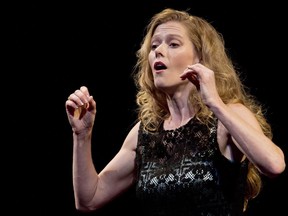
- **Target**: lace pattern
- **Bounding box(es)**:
[135,117,247,216]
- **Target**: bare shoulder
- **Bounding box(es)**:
[122,121,141,151]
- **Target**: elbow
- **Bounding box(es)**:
[272,151,286,176]
[274,159,286,176]
[264,145,287,178]
[75,207,93,213]
[75,205,93,213]
[75,200,99,213]
[261,157,286,178]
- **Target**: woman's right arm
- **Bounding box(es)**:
[66,86,139,212]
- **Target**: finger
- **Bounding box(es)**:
[80,86,90,96]
[180,71,200,90]
[74,103,88,119]
[66,101,77,116]
[187,74,200,90]
[68,91,87,106]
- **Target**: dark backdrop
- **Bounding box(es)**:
[13,1,287,215]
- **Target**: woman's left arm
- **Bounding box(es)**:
[214,102,285,178]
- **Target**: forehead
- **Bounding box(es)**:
[153,21,187,36]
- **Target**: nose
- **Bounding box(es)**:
[155,44,164,58]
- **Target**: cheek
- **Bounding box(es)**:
[172,53,193,69]
[148,52,154,67]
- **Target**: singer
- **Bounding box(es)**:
[65,8,285,216]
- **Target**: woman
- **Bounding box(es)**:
[65,8,285,216]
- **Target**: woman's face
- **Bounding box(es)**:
[149,21,199,93]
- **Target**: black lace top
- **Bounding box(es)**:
[135,117,248,216]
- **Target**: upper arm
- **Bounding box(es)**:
[94,121,140,206]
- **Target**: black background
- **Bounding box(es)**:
[12,1,287,215]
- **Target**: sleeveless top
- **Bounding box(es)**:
[135,117,248,216]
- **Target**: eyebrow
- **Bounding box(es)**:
[152,33,184,41]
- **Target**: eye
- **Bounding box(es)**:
[151,44,158,50]
[169,42,179,48]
